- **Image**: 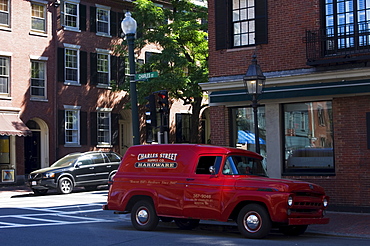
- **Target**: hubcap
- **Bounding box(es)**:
[244,212,261,232]
[136,208,149,225]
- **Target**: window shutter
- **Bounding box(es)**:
[111,55,118,83]
[110,11,117,37]
[90,6,96,33]
[58,110,65,145]
[90,53,97,85]
[80,111,87,145]
[215,0,229,50]
[111,113,120,145]
[57,48,65,82]
[255,0,268,44]
[79,4,86,31]
[118,56,126,86]
[80,51,87,84]
[117,12,124,37]
[90,112,97,146]
[60,0,65,28]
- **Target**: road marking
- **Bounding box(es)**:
[0,203,114,229]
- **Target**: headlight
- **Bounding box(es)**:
[323,197,328,207]
[287,196,293,207]
[43,173,55,178]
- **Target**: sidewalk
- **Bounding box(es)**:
[1,185,370,239]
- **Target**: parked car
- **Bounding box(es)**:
[28,151,121,195]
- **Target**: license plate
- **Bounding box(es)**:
[32,181,37,186]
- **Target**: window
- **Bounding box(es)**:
[215,0,267,50]
[283,101,334,174]
[31,3,46,32]
[65,45,79,84]
[233,0,255,46]
[31,60,46,99]
[64,1,78,29]
[97,52,109,85]
[231,107,266,157]
[97,110,111,145]
[176,113,191,143]
[97,7,109,35]
[65,108,80,145]
[0,0,9,27]
[222,155,267,176]
[195,156,222,174]
[0,56,9,95]
[0,136,10,164]
[325,0,370,49]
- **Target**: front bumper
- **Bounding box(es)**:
[289,217,330,225]
[28,179,57,190]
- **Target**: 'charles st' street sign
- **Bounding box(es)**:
[135,71,158,81]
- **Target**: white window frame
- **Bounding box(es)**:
[0,54,10,96]
[30,1,47,33]
[96,48,110,87]
[97,108,112,146]
[64,105,81,146]
[232,0,256,47]
[0,0,10,29]
[64,43,80,85]
[63,0,80,32]
[30,56,48,100]
[96,4,110,36]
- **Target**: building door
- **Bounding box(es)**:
[24,131,41,174]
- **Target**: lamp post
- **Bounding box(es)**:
[243,54,266,154]
[121,11,140,145]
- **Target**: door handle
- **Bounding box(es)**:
[106,165,111,168]
[89,167,94,170]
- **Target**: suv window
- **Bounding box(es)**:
[105,152,121,162]
[90,153,105,164]
[77,155,94,166]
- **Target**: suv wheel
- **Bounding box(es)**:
[131,200,159,231]
[57,177,74,194]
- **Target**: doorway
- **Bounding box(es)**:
[24,131,41,174]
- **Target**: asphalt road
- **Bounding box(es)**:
[1,188,369,246]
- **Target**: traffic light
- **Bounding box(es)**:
[145,94,157,127]
[157,90,169,113]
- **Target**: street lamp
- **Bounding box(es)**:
[243,54,266,154]
[121,11,140,145]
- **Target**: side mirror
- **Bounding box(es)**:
[75,162,82,168]
[209,166,216,175]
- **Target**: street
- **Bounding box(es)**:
[1,187,369,246]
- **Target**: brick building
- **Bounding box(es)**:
[201,0,370,210]
[1,0,200,185]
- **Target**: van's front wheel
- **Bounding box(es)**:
[237,204,272,239]
[131,200,159,231]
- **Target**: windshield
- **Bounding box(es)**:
[222,155,268,177]
[51,154,79,168]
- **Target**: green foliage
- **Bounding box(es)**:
[115,0,208,106]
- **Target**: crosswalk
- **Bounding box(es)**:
[0,203,114,229]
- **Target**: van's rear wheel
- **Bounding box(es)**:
[131,200,159,231]
[174,219,200,230]
[237,204,271,239]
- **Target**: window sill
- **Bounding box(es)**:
[29,31,48,37]
[96,32,112,38]
[63,26,81,33]
[64,82,81,86]
[0,96,11,100]
[64,143,81,148]
[96,84,112,89]
[0,26,11,32]
[30,97,48,102]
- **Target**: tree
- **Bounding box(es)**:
[115,0,208,143]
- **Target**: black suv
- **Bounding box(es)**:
[28,151,121,195]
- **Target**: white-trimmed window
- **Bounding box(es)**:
[64,44,80,84]
[64,1,79,30]
[233,0,256,47]
[64,106,80,145]
[30,58,47,99]
[31,2,46,33]
[96,5,110,35]
[0,0,9,27]
[97,49,110,86]
[0,56,9,95]
[97,108,111,145]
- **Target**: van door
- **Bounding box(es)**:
[183,155,224,220]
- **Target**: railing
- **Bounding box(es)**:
[305,23,370,65]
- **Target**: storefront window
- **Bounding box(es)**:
[231,107,266,158]
[0,136,10,164]
[283,101,334,174]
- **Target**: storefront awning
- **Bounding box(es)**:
[0,114,32,136]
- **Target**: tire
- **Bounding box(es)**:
[32,189,48,195]
[237,204,272,239]
[57,177,74,194]
[279,225,308,236]
[131,200,159,231]
[174,219,200,230]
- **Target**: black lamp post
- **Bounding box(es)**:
[121,12,140,145]
[243,54,266,154]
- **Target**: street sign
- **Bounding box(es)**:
[135,71,158,80]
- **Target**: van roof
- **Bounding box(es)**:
[126,144,262,159]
